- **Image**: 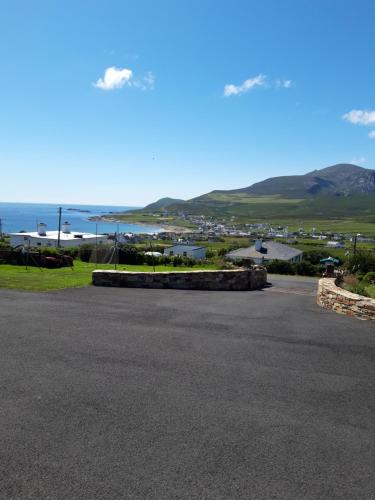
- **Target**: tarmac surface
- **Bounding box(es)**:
[0,276,374,499]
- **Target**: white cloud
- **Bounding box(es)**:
[342,109,375,125]
[133,71,155,91]
[224,74,267,96]
[276,79,293,88]
[368,130,375,139]
[350,156,366,165]
[94,66,133,90]
[224,74,293,96]
[144,71,155,90]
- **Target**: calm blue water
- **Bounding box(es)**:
[0,203,161,234]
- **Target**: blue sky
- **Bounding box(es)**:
[0,0,374,205]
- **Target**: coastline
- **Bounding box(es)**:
[88,215,191,233]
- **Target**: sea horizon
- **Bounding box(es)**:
[0,202,160,235]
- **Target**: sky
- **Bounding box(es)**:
[0,0,374,206]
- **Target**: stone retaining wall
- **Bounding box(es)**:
[92,267,267,291]
[317,278,375,320]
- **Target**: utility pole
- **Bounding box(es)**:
[114,224,119,270]
[57,207,62,248]
[0,218,2,238]
[95,223,98,269]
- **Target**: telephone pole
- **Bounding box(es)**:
[57,207,62,248]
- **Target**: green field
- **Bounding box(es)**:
[0,261,220,292]
[125,192,375,236]
[203,193,305,204]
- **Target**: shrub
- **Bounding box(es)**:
[349,285,369,297]
[362,272,375,285]
[79,244,95,262]
[266,260,296,275]
[295,261,318,276]
[303,249,332,265]
[345,250,375,274]
[118,246,145,265]
[40,247,60,257]
[205,249,216,259]
[217,247,229,257]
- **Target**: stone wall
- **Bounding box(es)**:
[92,267,267,291]
[317,278,375,321]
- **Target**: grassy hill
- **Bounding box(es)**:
[149,164,375,221]
[115,164,375,234]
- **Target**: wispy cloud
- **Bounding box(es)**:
[94,66,133,90]
[224,74,267,97]
[368,130,375,139]
[94,67,155,91]
[276,79,293,88]
[342,109,375,125]
[224,74,293,96]
[350,156,366,165]
[133,71,155,91]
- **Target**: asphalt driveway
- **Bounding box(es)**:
[0,279,374,499]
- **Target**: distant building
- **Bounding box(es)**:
[163,244,206,260]
[226,240,303,265]
[10,222,108,248]
[326,241,345,248]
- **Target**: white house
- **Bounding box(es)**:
[326,241,345,249]
[10,222,109,249]
[226,240,303,265]
[163,245,206,260]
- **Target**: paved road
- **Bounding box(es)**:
[0,279,374,499]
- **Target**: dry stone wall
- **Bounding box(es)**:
[92,267,267,291]
[317,278,375,321]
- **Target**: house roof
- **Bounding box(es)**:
[10,230,106,240]
[226,241,303,261]
[164,245,205,252]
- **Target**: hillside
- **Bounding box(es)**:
[209,163,375,198]
[120,164,375,224]
[153,164,375,220]
[144,197,185,211]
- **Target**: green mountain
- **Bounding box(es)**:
[221,163,375,198]
[140,164,375,222]
[144,197,185,210]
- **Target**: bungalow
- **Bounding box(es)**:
[163,244,206,260]
[326,241,345,249]
[10,222,108,249]
[226,240,303,265]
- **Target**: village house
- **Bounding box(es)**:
[10,222,108,248]
[163,244,206,260]
[226,239,303,265]
[326,241,345,249]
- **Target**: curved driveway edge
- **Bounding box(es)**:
[317,278,375,320]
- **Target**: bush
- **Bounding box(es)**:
[295,261,318,276]
[362,272,375,285]
[39,247,60,257]
[266,260,296,275]
[349,285,369,297]
[303,249,332,265]
[205,249,216,259]
[345,250,375,274]
[79,244,95,262]
[217,247,229,257]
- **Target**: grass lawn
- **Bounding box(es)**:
[0,261,220,292]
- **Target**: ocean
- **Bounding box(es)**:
[0,202,161,235]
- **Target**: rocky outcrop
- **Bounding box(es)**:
[317,278,375,320]
[92,267,267,291]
